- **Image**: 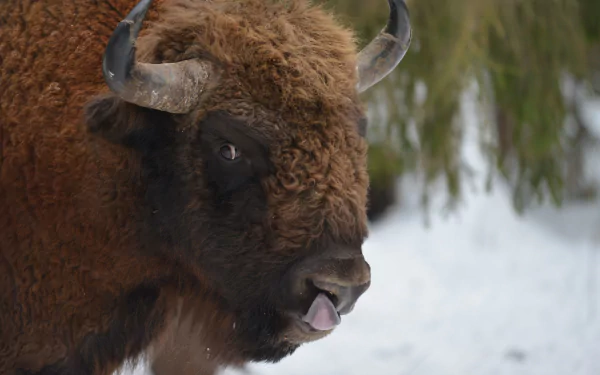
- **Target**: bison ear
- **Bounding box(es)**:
[84,93,140,145]
[83,93,169,151]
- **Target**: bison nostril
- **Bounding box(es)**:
[309,278,370,316]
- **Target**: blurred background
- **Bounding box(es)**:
[229,0,600,374]
[329,0,600,219]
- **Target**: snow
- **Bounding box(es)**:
[118,87,600,375]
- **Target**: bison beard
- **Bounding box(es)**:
[0,0,411,373]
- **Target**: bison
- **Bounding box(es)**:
[0,0,412,374]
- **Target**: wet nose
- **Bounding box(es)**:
[301,252,372,315]
[287,248,372,325]
[309,277,371,315]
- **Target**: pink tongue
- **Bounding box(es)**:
[302,293,341,331]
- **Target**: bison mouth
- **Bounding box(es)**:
[300,291,341,331]
[293,281,342,333]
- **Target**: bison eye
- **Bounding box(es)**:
[219,143,241,161]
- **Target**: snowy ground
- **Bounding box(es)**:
[120,89,600,375]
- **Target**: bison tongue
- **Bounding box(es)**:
[301,293,341,331]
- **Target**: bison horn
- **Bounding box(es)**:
[356,0,412,93]
[102,0,218,114]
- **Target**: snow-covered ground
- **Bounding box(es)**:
[120,88,600,375]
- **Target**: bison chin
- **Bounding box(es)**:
[232,309,304,363]
[230,303,334,363]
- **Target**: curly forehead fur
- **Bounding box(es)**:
[142,0,362,113]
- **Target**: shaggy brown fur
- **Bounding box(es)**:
[0,0,371,374]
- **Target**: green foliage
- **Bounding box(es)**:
[483,0,588,211]
[318,0,597,213]
[581,0,600,44]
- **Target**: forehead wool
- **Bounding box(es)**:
[138,0,362,116]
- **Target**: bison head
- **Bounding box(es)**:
[85,0,411,363]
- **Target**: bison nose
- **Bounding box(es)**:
[310,278,371,315]
[288,252,371,331]
[304,253,372,316]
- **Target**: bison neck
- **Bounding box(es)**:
[0,0,192,373]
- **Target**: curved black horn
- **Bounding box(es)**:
[356,0,412,93]
[102,0,218,113]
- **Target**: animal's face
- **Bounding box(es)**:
[87,0,411,363]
